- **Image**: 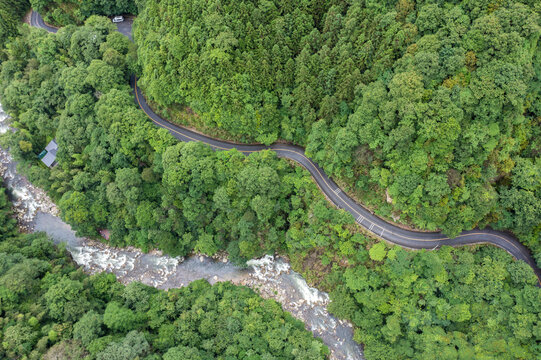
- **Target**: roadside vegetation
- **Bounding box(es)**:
[0,185,326,359]
[324,244,541,359]
[1,4,541,360]
[30,0,139,26]
[135,0,541,260]
[0,18,359,264]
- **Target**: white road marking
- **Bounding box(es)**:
[369,223,374,231]
[357,215,364,223]
[333,188,341,194]
[380,228,385,237]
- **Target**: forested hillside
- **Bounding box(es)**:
[0,0,29,47]
[2,7,541,360]
[0,185,326,359]
[135,0,541,257]
[30,0,138,26]
[0,18,360,264]
[325,244,541,359]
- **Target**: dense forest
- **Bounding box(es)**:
[0,184,328,359]
[2,3,541,359]
[0,0,30,47]
[30,0,138,26]
[0,18,358,264]
[325,245,541,359]
[135,0,541,259]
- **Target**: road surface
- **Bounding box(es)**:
[30,10,58,33]
[30,10,541,284]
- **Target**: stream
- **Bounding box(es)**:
[0,103,363,360]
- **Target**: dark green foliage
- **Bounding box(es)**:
[0,19,359,264]
[135,0,541,257]
[3,6,541,360]
[44,277,90,322]
[0,184,328,359]
[0,0,30,48]
[0,188,17,240]
[30,0,137,26]
[327,245,541,360]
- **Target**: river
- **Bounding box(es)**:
[0,103,363,360]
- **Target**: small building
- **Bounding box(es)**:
[39,139,58,168]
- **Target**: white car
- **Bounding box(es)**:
[112,16,124,23]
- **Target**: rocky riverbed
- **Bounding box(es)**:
[0,103,364,360]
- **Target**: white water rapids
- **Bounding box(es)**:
[0,104,363,360]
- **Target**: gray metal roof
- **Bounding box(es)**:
[45,139,58,152]
[40,139,58,167]
[41,152,56,167]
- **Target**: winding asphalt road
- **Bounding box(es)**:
[30,10,58,33]
[31,11,541,284]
